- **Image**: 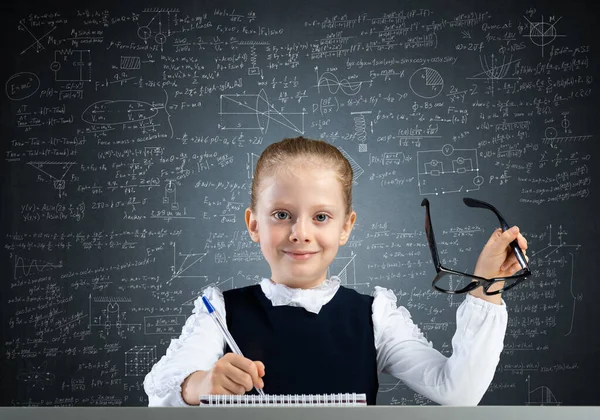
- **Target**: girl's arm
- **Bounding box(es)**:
[373,287,507,406]
[143,287,226,406]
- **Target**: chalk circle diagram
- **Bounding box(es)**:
[409,67,444,99]
[417,144,483,195]
[219,88,305,135]
[81,100,159,125]
[523,15,565,57]
[5,72,40,100]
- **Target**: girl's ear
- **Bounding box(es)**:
[339,211,357,245]
[245,207,260,242]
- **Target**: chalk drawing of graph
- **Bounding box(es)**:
[417,144,483,195]
[27,161,76,198]
[219,89,305,134]
[409,67,443,99]
[167,241,208,285]
[338,146,364,183]
[467,54,521,96]
[12,254,63,280]
[523,15,565,57]
[315,66,371,96]
[50,49,91,82]
[526,375,561,405]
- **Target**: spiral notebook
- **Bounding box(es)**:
[199,393,367,407]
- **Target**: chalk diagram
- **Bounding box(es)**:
[120,56,141,70]
[529,224,581,336]
[329,253,370,288]
[88,295,140,339]
[526,375,561,405]
[5,72,40,101]
[50,49,92,82]
[219,89,306,135]
[12,254,63,280]
[125,346,157,376]
[409,67,443,99]
[180,277,235,307]
[163,180,180,210]
[351,111,371,152]
[417,144,483,195]
[80,89,173,138]
[167,241,209,285]
[16,361,55,390]
[27,161,76,198]
[315,66,372,96]
[338,146,365,183]
[137,8,179,52]
[522,15,565,57]
[18,19,58,55]
[542,113,592,149]
[466,54,521,96]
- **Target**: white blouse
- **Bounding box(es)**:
[143,276,508,406]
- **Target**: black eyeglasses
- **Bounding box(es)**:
[421,197,531,295]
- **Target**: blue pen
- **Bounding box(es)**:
[202,295,266,396]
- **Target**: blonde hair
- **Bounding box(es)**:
[250,136,354,217]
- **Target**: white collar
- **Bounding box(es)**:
[259,276,341,314]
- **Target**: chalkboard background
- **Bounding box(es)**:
[1,0,598,406]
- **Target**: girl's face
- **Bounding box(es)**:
[245,163,356,289]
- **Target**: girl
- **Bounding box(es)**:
[144,137,528,406]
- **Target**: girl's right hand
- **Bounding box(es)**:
[187,353,265,399]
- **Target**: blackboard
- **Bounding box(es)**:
[1,0,598,406]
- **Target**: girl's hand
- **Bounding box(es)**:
[182,353,265,404]
[471,226,529,303]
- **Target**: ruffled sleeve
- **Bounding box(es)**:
[143,287,226,406]
[372,286,508,406]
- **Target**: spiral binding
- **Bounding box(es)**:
[199,392,367,406]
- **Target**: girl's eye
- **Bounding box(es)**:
[274,211,289,220]
[315,214,329,222]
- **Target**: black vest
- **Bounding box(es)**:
[223,284,379,405]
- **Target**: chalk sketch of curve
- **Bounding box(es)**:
[417,144,483,195]
[80,89,173,138]
[315,66,372,96]
[528,224,581,336]
[27,161,76,198]
[219,89,306,134]
[522,15,566,57]
[167,241,209,285]
[12,254,63,280]
[466,54,521,96]
[526,375,561,405]
[409,67,443,99]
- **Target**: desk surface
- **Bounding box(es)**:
[1,406,599,420]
